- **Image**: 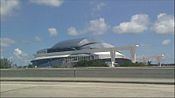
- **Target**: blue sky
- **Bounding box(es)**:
[0,0,174,66]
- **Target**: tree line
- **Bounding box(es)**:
[0,58,14,68]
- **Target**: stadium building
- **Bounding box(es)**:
[31,38,131,67]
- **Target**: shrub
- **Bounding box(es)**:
[28,64,36,68]
[119,62,147,67]
[73,60,108,67]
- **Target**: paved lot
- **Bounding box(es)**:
[0,81,174,97]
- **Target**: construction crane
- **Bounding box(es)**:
[109,44,140,67]
[95,44,140,67]
[75,44,140,67]
[138,54,165,67]
[115,44,140,63]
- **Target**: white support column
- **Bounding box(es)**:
[155,56,162,67]
[110,50,116,67]
[130,45,139,63]
[130,47,136,63]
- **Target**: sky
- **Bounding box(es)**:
[0,0,174,66]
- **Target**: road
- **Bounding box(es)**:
[0,81,174,97]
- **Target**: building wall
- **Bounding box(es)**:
[32,55,131,68]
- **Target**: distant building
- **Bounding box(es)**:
[31,38,130,67]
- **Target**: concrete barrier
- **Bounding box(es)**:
[0,67,174,79]
[0,68,75,77]
[75,67,174,78]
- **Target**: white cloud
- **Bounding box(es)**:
[0,38,15,47]
[113,14,149,34]
[48,28,58,37]
[67,27,79,36]
[30,0,63,7]
[153,13,174,34]
[88,18,108,35]
[13,48,22,58]
[12,48,32,66]
[162,39,171,45]
[13,48,28,59]
[0,0,20,17]
[67,18,109,36]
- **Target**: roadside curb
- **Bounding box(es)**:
[1,78,174,85]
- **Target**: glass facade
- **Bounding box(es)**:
[32,54,94,67]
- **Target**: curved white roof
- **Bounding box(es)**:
[34,38,126,60]
[50,38,114,50]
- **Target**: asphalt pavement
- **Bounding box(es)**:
[1,81,174,97]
